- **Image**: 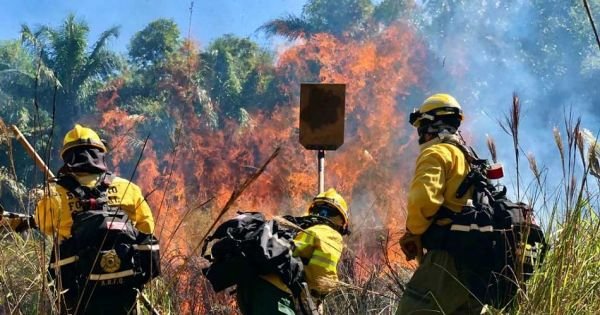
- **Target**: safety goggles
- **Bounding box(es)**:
[310,204,341,218]
[409,107,463,126]
[409,110,432,126]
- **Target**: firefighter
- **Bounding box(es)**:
[35,124,156,315]
[236,188,349,315]
[396,94,483,314]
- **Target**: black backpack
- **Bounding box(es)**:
[422,140,547,309]
[50,173,160,292]
[202,212,316,295]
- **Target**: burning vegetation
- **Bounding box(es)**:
[1,1,600,314]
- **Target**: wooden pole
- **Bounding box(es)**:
[10,125,55,178]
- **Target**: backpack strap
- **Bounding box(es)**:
[56,172,114,211]
[439,138,493,199]
[439,137,479,163]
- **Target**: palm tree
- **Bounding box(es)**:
[20,14,121,128]
[0,40,59,112]
[260,0,409,40]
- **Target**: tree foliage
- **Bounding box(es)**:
[19,14,121,126]
[129,19,181,68]
[200,35,277,119]
[303,0,374,36]
[262,0,407,40]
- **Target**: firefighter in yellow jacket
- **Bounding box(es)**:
[35,124,156,315]
[397,94,482,314]
[237,188,349,315]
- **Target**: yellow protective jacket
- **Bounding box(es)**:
[35,173,155,239]
[406,136,473,235]
[262,224,344,296]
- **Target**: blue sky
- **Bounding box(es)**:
[0,0,305,51]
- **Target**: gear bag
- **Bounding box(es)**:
[202,212,305,294]
[422,140,547,309]
[50,173,160,292]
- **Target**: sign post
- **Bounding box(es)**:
[299,83,346,193]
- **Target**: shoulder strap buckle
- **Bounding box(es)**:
[56,172,112,211]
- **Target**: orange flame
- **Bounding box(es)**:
[95,22,426,312]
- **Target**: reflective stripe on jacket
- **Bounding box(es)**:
[406,136,473,235]
[35,173,155,239]
[262,224,343,295]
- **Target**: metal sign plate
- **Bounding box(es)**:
[299,83,346,150]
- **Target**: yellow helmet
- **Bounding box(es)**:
[308,188,349,230]
[61,124,107,158]
[409,93,463,127]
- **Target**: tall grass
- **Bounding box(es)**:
[513,121,600,314]
[1,112,600,314]
[0,232,49,314]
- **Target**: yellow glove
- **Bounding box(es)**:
[399,232,422,262]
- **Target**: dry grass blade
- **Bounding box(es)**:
[272,215,303,231]
[379,231,406,296]
[583,0,600,51]
[499,92,522,199]
[187,146,281,262]
[139,291,161,315]
[569,175,577,204]
[576,129,585,163]
[0,117,9,142]
[486,135,498,163]
[330,279,396,300]
[272,216,348,257]
[574,119,583,162]
[527,153,541,184]
[588,147,600,179]
[162,196,216,259]
[554,127,566,177]
[581,129,600,178]
[511,93,520,139]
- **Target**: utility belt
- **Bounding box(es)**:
[421,205,546,308]
[421,206,499,305]
[421,207,467,251]
[49,237,160,289]
[423,205,545,263]
[423,205,501,262]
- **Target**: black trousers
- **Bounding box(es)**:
[60,285,138,315]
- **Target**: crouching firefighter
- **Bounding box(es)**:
[202,188,350,315]
[35,124,160,315]
[397,94,546,314]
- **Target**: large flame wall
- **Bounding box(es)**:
[97,22,425,312]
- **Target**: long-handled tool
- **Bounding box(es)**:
[0,125,51,232]
[10,125,55,179]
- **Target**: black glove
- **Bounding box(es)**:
[399,232,422,261]
[13,216,37,233]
